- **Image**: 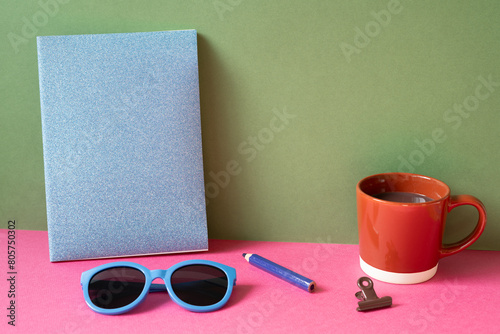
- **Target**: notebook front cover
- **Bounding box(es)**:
[37,30,208,261]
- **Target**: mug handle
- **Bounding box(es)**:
[440,195,487,258]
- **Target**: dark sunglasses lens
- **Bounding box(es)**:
[171,265,228,306]
[88,267,146,309]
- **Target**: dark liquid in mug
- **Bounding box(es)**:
[373,192,434,203]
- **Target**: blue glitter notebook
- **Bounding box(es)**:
[37,30,208,262]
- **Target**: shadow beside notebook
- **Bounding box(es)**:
[198,33,247,240]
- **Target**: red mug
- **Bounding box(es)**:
[357,173,487,284]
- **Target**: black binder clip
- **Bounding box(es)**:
[355,277,392,312]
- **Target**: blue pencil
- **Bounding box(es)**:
[243,253,316,292]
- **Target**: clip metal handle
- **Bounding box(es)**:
[356,277,392,312]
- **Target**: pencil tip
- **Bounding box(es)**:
[242,253,247,257]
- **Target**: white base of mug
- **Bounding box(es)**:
[360,257,438,284]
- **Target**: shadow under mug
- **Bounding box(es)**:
[357,173,487,284]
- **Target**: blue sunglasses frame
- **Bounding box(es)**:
[81,260,236,315]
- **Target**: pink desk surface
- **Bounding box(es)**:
[1,230,499,334]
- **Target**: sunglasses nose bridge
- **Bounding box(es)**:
[149,269,168,281]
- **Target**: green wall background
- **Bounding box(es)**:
[1,0,499,249]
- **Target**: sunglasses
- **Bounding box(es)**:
[80,260,236,314]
